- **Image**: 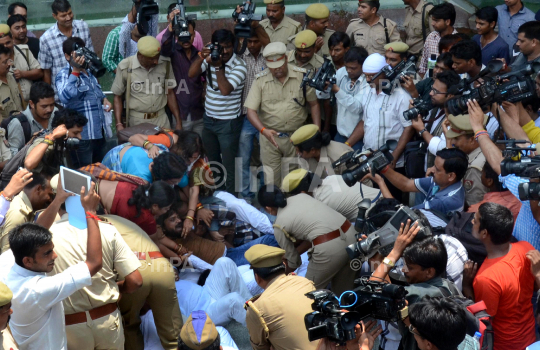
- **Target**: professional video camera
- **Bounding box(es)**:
[173,0,197,42]
[300,57,336,92]
[134,0,159,36]
[332,140,397,187]
[403,97,433,121]
[371,56,417,95]
[445,60,540,115]
[72,42,106,78]
[304,278,408,344]
[232,1,263,54]
[496,139,540,200]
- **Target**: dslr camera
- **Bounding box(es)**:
[304,278,408,344]
[72,42,106,78]
[300,57,336,92]
[403,97,433,121]
[207,42,223,62]
[373,55,417,95]
[134,0,159,36]
[346,204,432,261]
[173,0,197,42]
[232,1,263,38]
[445,61,540,116]
[332,140,397,187]
[497,139,540,200]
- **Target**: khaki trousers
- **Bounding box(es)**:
[259,134,299,187]
[66,309,124,350]
[119,257,182,350]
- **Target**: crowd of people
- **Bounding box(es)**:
[0,0,539,349]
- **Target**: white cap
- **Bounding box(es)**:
[362,53,388,74]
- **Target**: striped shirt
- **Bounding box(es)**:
[241,50,266,115]
[201,54,247,120]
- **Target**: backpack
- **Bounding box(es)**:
[0,112,31,146]
[437,287,494,350]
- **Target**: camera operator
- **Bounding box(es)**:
[402,52,453,100]
[448,40,483,81]
[410,70,461,170]
[511,21,540,71]
[119,0,159,59]
[56,37,112,168]
[260,0,301,45]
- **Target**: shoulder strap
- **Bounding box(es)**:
[422,3,434,41]
[436,285,452,297]
[384,17,390,44]
[15,114,31,144]
[14,45,29,66]
[245,300,270,340]
[125,58,133,127]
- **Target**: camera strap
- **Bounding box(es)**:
[383,18,390,44]
[421,3,433,42]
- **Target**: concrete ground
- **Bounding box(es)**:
[225,321,252,350]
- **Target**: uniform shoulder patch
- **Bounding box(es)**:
[287,34,297,43]
[292,66,307,74]
[314,54,324,64]
[464,179,473,192]
[245,293,262,309]
[255,69,269,79]
[116,58,130,71]
[349,18,362,24]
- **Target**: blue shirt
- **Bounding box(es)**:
[56,64,106,140]
[500,174,540,250]
[496,4,535,56]
[413,177,465,217]
[121,147,153,182]
[472,35,510,66]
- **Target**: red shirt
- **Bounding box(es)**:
[111,182,157,235]
[473,241,536,350]
[467,191,522,223]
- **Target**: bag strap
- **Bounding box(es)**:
[125,58,133,128]
[14,45,29,66]
[383,17,390,44]
[467,300,487,315]
[436,285,452,297]
[422,3,433,41]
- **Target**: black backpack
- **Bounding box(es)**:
[0,112,31,146]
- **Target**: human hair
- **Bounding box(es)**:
[0,45,10,57]
[9,223,53,267]
[171,130,205,161]
[211,29,234,45]
[409,296,467,350]
[412,209,433,232]
[367,198,401,228]
[478,202,514,245]
[328,31,351,49]
[29,82,56,105]
[51,0,71,14]
[343,46,369,65]
[475,6,498,25]
[435,70,461,90]
[177,333,221,350]
[24,172,50,191]
[253,264,286,281]
[521,94,540,114]
[51,108,88,129]
[360,0,380,11]
[438,34,463,53]
[436,52,453,68]
[429,3,456,26]
[482,162,504,192]
[128,181,176,218]
[289,171,316,196]
[403,236,448,277]
[258,185,287,208]
[435,148,468,182]
[151,152,187,182]
[449,40,482,66]
[167,3,177,14]
[7,14,26,28]
[518,21,540,42]
[62,36,85,55]
[8,2,27,15]
[296,131,331,153]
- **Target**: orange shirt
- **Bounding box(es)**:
[148,132,175,148]
[473,241,536,350]
[467,191,522,222]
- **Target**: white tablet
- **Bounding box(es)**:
[60,166,91,196]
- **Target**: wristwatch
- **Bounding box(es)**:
[418,128,427,137]
[382,257,395,267]
[214,66,221,72]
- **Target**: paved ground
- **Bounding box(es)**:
[225,321,252,350]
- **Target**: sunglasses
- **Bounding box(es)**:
[409,324,422,337]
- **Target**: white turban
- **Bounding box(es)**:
[362,53,388,74]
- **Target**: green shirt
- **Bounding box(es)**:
[102,26,123,74]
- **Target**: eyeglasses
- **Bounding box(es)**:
[430,87,449,95]
[409,324,422,337]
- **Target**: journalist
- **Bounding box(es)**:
[401,52,453,101]
[448,40,483,80]
[56,37,111,168]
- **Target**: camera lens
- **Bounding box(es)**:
[403,107,419,121]
[445,95,468,116]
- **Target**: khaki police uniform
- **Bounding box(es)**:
[103,215,182,350]
[287,29,336,58]
[287,50,323,70]
[12,44,41,102]
[0,281,18,350]
[404,0,434,56]
[0,192,34,254]
[260,16,302,45]
[49,217,142,350]
[307,141,351,178]
[272,193,357,294]
[244,64,317,186]
[346,16,401,55]
[111,55,176,128]
[0,75,23,121]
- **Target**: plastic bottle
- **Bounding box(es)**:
[473,331,482,349]
[427,54,437,77]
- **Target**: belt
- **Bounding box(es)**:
[134,251,164,260]
[65,303,117,326]
[143,112,159,119]
[312,220,352,246]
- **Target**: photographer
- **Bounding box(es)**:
[56,37,112,168]
[448,40,483,80]
[188,29,247,195]
[402,52,453,100]
[410,70,461,170]
[119,0,159,59]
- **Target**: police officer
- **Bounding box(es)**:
[290,124,352,178]
[444,113,488,207]
[258,185,357,294]
[287,30,323,70]
[384,42,409,68]
[0,39,22,120]
[403,0,434,57]
[244,244,318,350]
[112,36,181,130]
[245,42,321,186]
[346,0,401,55]
[0,282,18,350]
[287,4,334,57]
[104,215,183,350]
[260,0,301,45]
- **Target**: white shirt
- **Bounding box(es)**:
[5,261,92,349]
[361,86,412,167]
[333,68,370,138]
[426,108,447,161]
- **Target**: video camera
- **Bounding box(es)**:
[496,139,540,200]
[134,0,159,36]
[300,57,336,92]
[304,278,408,344]
[72,42,106,78]
[346,204,432,261]
[332,140,397,187]
[232,1,263,54]
[372,56,417,95]
[403,97,433,121]
[173,0,197,42]
[445,60,540,116]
